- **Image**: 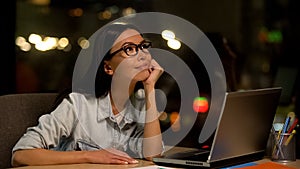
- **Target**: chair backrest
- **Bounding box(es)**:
[0,93,58,169]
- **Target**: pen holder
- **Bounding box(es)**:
[271,131,296,162]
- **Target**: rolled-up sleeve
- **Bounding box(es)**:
[12,97,77,152]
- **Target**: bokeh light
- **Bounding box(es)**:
[68,8,83,17]
[122,7,136,16]
[159,111,168,121]
[193,96,209,113]
[170,111,181,132]
[28,34,42,44]
[161,30,175,40]
[167,38,181,50]
[58,37,69,49]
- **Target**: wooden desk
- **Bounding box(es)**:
[9,159,300,169]
[8,159,154,169]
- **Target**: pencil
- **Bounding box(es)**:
[284,130,296,146]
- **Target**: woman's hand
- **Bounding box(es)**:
[86,148,139,164]
[12,148,138,167]
[143,59,164,88]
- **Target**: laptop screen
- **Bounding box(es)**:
[209,87,282,162]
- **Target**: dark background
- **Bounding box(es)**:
[2,0,299,95]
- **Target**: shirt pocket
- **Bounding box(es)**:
[75,139,101,151]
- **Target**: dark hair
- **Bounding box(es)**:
[94,22,142,98]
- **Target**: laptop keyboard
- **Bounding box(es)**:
[165,149,210,160]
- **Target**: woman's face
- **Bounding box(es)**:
[104,29,152,82]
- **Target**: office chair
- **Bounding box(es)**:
[0,93,58,169]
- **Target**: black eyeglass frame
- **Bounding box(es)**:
[109,40,152,57]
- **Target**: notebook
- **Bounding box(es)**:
[153,87,282,168]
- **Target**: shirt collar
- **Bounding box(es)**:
[96,94,144,124]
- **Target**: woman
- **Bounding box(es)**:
[11,22,164,166]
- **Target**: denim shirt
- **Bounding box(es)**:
[12,92,147,158]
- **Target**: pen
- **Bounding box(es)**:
[287,118,298,134]
[284,130,296,146]
[282,116,291,133]
[278,116,291,144]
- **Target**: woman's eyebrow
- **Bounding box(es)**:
[121,40,145,46]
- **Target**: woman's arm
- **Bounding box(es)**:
[11,94,138,167]
[12,148,138,167]
[142,59,164,160]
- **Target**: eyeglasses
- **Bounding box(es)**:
[109,40,152,57]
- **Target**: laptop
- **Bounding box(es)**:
[153,87,282,168]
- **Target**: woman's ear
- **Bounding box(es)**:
[104,61,114,75]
